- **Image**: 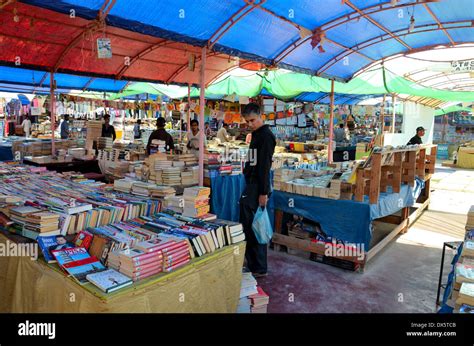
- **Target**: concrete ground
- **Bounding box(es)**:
[260,164,470,313]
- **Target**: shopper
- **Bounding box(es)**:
[21,115,31,138]
[204,122,212,137]
[187,119,207,155]
[101,114,116,141]
[334,123,346,143]
[216,123,231,143]
[407,126,425,145]
[146,117,174,155]
[240,102,276,278]
[60,114,70,139]
[133,119,142,139]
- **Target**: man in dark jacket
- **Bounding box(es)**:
[407,126,425,145]
[146,117,174,155]
[240,102,276,277]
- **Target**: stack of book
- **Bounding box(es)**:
[204,152,220,178]
[160,239,191,272]
[86,120,103,149]
[213,219,245,244]
[175,154,198,167]
[0,195,22,204]
[182,187,211,217]
[162,195,184,213]
[98,137,113,150]
[237,273,258,313]
[162,167,182,186]
[97,149,120,162]
[9,206,42,226]
[249,286,270,313]
[149,185,176,198]
[116,248,163,282]
[149,140,167,154]
[113,179,135,193]
[131,182,158,197]
[24,211,60,237]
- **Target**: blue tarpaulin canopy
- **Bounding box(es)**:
[19,0,474,81]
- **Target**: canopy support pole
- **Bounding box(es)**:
[50,72,55,156]
[392,94,396,134]
[198,47,207,186]
[441,112,447,143]
[380,94,386,134]
[328,79,335,163]
[187,84,191,135]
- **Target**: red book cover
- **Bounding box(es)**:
[161,242,188,254]
[119,259,163,273]
[165,258,190,272]
[119,249,162,262]
[73,230,94,250]
[163,247,190,260]
[120,264,162,277]
[164,253,190,266]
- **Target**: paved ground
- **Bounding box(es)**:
[260,164,470,313]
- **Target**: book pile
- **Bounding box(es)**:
[0,195,23,204]
[237,272,258,313]
[182,187,211,217]
[97,149,120,162]
[111,248,163,282]
[149,140,167,154]
[213,218,245,244]
[149,185,176,198]
[249,286,270,313]
[97,137,113,150]
[131,181,159,197]
[175,154,198,167]
[157,239,191,272]
[86,120,103,150]
[68,147,87,159]
[162,195,183,213]
[24,211,60,237]
[0,163,161,236]
[219,164,232,175]
[162,167,182,186]
[114,179,135,193]
[9,205,42,226]
[204,152,220,178]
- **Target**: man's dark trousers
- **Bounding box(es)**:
[239,183,267,274]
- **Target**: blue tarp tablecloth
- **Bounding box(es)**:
[0,145,13,161]
[438,242,463,313]
[210,174,423,249]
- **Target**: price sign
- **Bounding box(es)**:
[69,198,76,207]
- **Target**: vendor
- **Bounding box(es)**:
[334,123,346,143]
[101,114,116,141]
[60,114,70,139]
[146,117,174,155]
[133,119,142,139]
[407,126,425,145]
[216,123,231,143]
[204,122,212,138]
[187,119,207,155]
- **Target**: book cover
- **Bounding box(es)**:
[86,268,133,293]
[62,256,106,284]
[37,236,60,263]
[52,247,90,268]
[73,230,94,250]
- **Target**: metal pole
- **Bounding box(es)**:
[50,72,55,156]
[441,112,447,143]
[392,93,396,133]
[187,84,191,135]
[198,47,206,186]
[380,94,386,134]
[328,79,335,163]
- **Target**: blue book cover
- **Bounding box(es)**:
[37,236,61,263]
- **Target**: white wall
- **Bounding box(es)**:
[384,102,434,147]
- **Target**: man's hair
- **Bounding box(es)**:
[204,122,209,126]
[156,117,166,128]
[103,113,110,119]
[190,119,199,126]
[242,102,260,117]
[63,114,69,120]
[137,119,141,124]
[223,123,229,128]
[339,123,344,128]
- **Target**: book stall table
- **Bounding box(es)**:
[0,231,245,313]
